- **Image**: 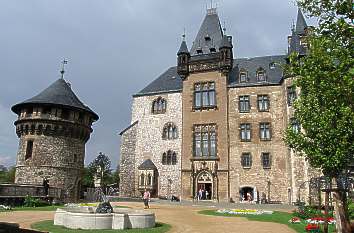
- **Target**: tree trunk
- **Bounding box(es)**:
[332,189,351,233]
[324,191,329,233]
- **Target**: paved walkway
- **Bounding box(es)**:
[0,202,296,233]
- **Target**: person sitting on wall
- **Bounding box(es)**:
[43,178,49,196]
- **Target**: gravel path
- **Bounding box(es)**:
[0,202,296,233]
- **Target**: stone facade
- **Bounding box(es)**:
[119,8,318,204]
[120,93,182,198]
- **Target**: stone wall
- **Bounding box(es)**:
[228,85,291,203]
[130,92,182,198]
[15,134,84,200]
[119,123,137,197]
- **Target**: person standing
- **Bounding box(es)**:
[143,189,150,209]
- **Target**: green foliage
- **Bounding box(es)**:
[32,220,171,233]
[86,152,113,189]
[293,206,333,219]
[348,199,354,220]
[0,166,15,183]
[23,196,49,207]
[284,0,354,177]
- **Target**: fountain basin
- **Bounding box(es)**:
[54,207,155,230]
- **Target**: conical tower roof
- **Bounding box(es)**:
[190,8,223,55]
[12,78,99,120]
[177,40,189,55]
[295,8,307,35]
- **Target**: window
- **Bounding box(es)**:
[26,108,33,117]
[257,68,266,82]
[193,124,216,157]
[25,140,33,160]
[140,174,145,186]
[162,123,178,140]
[61,109,70,120]
[257,95,270,111]
[290,118,300,133]
[239,71,248,83]
[239,95,250,112]
[147,174,152,186]
[241,153,252,168]
[152,97,166,114]
[194,82,216,109]
[262,152,271,168]
[260,123,271,140]
[162,150,177,165]
[240,123,251,141]
[287,86,297,106]
[73,154,78,163]
[269,62,276,70]
[42,107,51,115]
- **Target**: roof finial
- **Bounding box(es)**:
[60,59,68,79]
[182,28,186,41]
[223,21,227,34]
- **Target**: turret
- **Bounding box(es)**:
[177,36,190,79]
[219,34,233,73]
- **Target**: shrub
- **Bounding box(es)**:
[348,199,354,220]
[23,196,49,207]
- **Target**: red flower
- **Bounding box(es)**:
[305,224,319,231]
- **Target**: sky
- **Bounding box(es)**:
[0,0,314,169]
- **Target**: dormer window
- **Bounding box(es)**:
[204,35,211,41]
[269,62,276,70]
[256,68,266,82]
[152,97,166,114]
[239,71,248,83]
[196,48,203,54]
[209,47,216,53]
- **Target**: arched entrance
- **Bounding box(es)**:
[239,186,257,202]
[196,171,213,200]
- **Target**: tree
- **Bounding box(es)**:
[87,152,112,190]
[0,166,15,183]
[285,1,353,232]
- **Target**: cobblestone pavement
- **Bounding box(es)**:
[0,202,296,233]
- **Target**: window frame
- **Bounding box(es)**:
[257,95,270,112]
[290,118,301,133]
[239,95,250,113]
[256,68,266,82]
[240,123,251,142]
[193,82,216,110]
[162,150,177,165]
[25,140,34,160]
[241,153,252,168]
[287,86,297,106]
[162,122,178,140]
[259,122,272,141]
[239,71,248,83]
[261,152,271,169]
[193,124,217,157]
[152,97,167,114]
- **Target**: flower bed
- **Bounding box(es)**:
[0,205,11,211]
[216,209,273,215]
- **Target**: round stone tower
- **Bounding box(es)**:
[11,78,99,200]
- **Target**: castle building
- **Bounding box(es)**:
[11,76,98,200]
[119,8,316,203]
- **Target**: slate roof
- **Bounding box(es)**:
[177,40,189,55]
[12,78,99,120]
[190,8,223,55]
[138,159,157,170]
[295,9,307,35]
[135,55,286,96]
[119,121,138,135]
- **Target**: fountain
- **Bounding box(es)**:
[54,188,155,230]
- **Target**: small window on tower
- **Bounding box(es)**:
[196,48,203,54]
[204,35,211,41]
[25,140,34,160]
[209,47,216,53]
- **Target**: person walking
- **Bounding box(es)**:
[143,189,151,209]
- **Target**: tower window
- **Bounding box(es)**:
[209,47,216,53]
[25,140,33,160]
[193,124,217,157]
[61,109,70,120]
[162,122,178,140]
[241,153,252,168]
[194,82,216,109]
[196,48,203,54]
[26,108,33,117]
[162,150,177,165]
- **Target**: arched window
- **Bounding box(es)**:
[162,150,177,165]
[140,174,145,186]
[162,122,178,139]
[152,97,166,114]
[256,68,266,82]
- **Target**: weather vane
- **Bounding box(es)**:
[60,59,68,79]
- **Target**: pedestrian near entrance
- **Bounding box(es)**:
[143,189,150,209]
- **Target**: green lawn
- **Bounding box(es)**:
[198,210,336,233]
[31,220,171,233]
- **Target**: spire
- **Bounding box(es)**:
[177,33,189,55]
[190,8,223,55]
[295,8,307,35]
[60,59,68,79]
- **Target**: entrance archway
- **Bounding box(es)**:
[196,171,213,200]
[240,186,257,202]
